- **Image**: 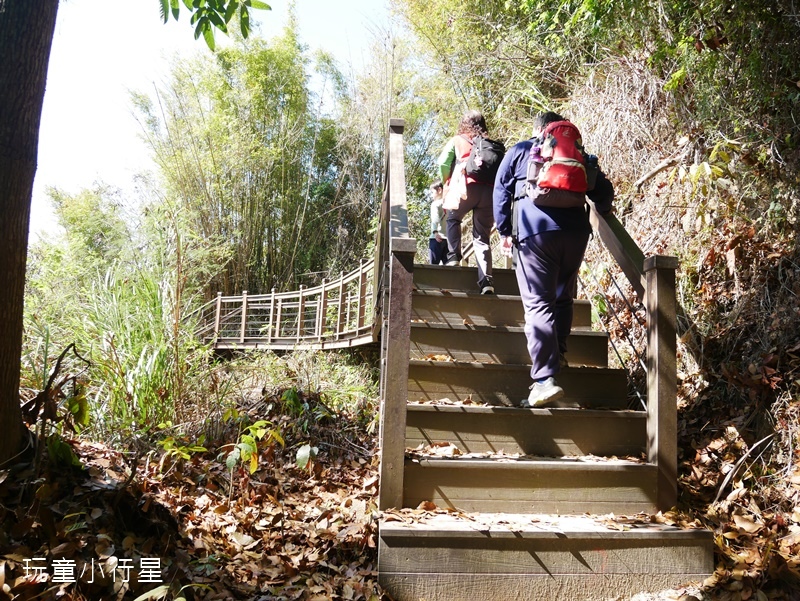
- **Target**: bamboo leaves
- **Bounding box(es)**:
[159,0,272,50]
[134,23,398,296]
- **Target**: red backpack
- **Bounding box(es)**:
[526,120,589,194]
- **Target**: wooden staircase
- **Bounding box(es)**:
[377,265,713,600]
[359,118,715,599]
[197,117,716,599]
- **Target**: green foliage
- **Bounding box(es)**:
[158,423,207,463]
[295,443,318,469]
[46,434,83,470]
[281,387,304,415]
[65,387,90,431]
[24,186,133,371]
[222,414,284,474]
[198,350,379,446]
[48,185,129,269]
[24,183,222,443]
[279,350,379,413]
[392,0,565,132]
[591,293,608,318]
[84,269,172,431]
[21,320,54,391]
[395,0,800,159]
[160,0,272,50]
[133,25,381,293]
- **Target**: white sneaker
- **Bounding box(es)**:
[520,377,565,408]
[446,260,459,267]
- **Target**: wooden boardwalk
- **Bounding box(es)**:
[194,258,378,350]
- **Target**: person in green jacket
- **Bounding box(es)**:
[437,110,495,294]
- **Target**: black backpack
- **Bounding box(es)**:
[465,135,505,183]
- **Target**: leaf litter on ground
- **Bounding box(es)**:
[0,390,389,601]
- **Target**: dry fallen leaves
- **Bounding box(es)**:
[0,399,389,601]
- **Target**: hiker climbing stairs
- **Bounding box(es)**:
[377,264,714,600]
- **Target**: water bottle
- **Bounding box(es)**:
[585,154,599,191]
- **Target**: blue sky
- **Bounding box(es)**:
[31,0,389,236]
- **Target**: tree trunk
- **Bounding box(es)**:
[0,0,59,464]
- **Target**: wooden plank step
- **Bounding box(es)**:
[407,361,629,408]
[406,405,645,457]
[379,512,714,601]
[414,265,519,295]
[412,290,592,329]
[410,323,609,368]
[403,458,658,514]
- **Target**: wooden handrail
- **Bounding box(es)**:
[586,200,679,511]
[587,200,646,299]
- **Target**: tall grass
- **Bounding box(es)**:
[84,267,171,433]
[25,261,209,444]
[22,188,223,447]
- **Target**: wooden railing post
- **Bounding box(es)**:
[378,118,416,511]
[357,259,367,331]
[267,288,276,343]
[336,272,345,339]
[372,241,385,342]
[213,292,222,339]
[346,285,353,334]
[645,255,679,511]
[363,260,375,339]
[379,241,415,510]
[297,285,305,342]
[276,296,283,340]
[239,290,248,344]
[317,280,328,341]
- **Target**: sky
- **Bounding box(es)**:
[31,0,390,237]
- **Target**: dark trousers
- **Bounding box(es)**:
[429,237,448,265]
[445,183,493,283]
[515,229,590,381]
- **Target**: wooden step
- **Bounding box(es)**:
[412,290,592,329]
[410,323,609,368]
[407,361,629,408]
[378,513,714,601]
[408,360,628,409]
[413,265,519,294]
[406,405,645,457]
[403,457,658,514]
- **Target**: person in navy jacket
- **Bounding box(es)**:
[493,111,614,407]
